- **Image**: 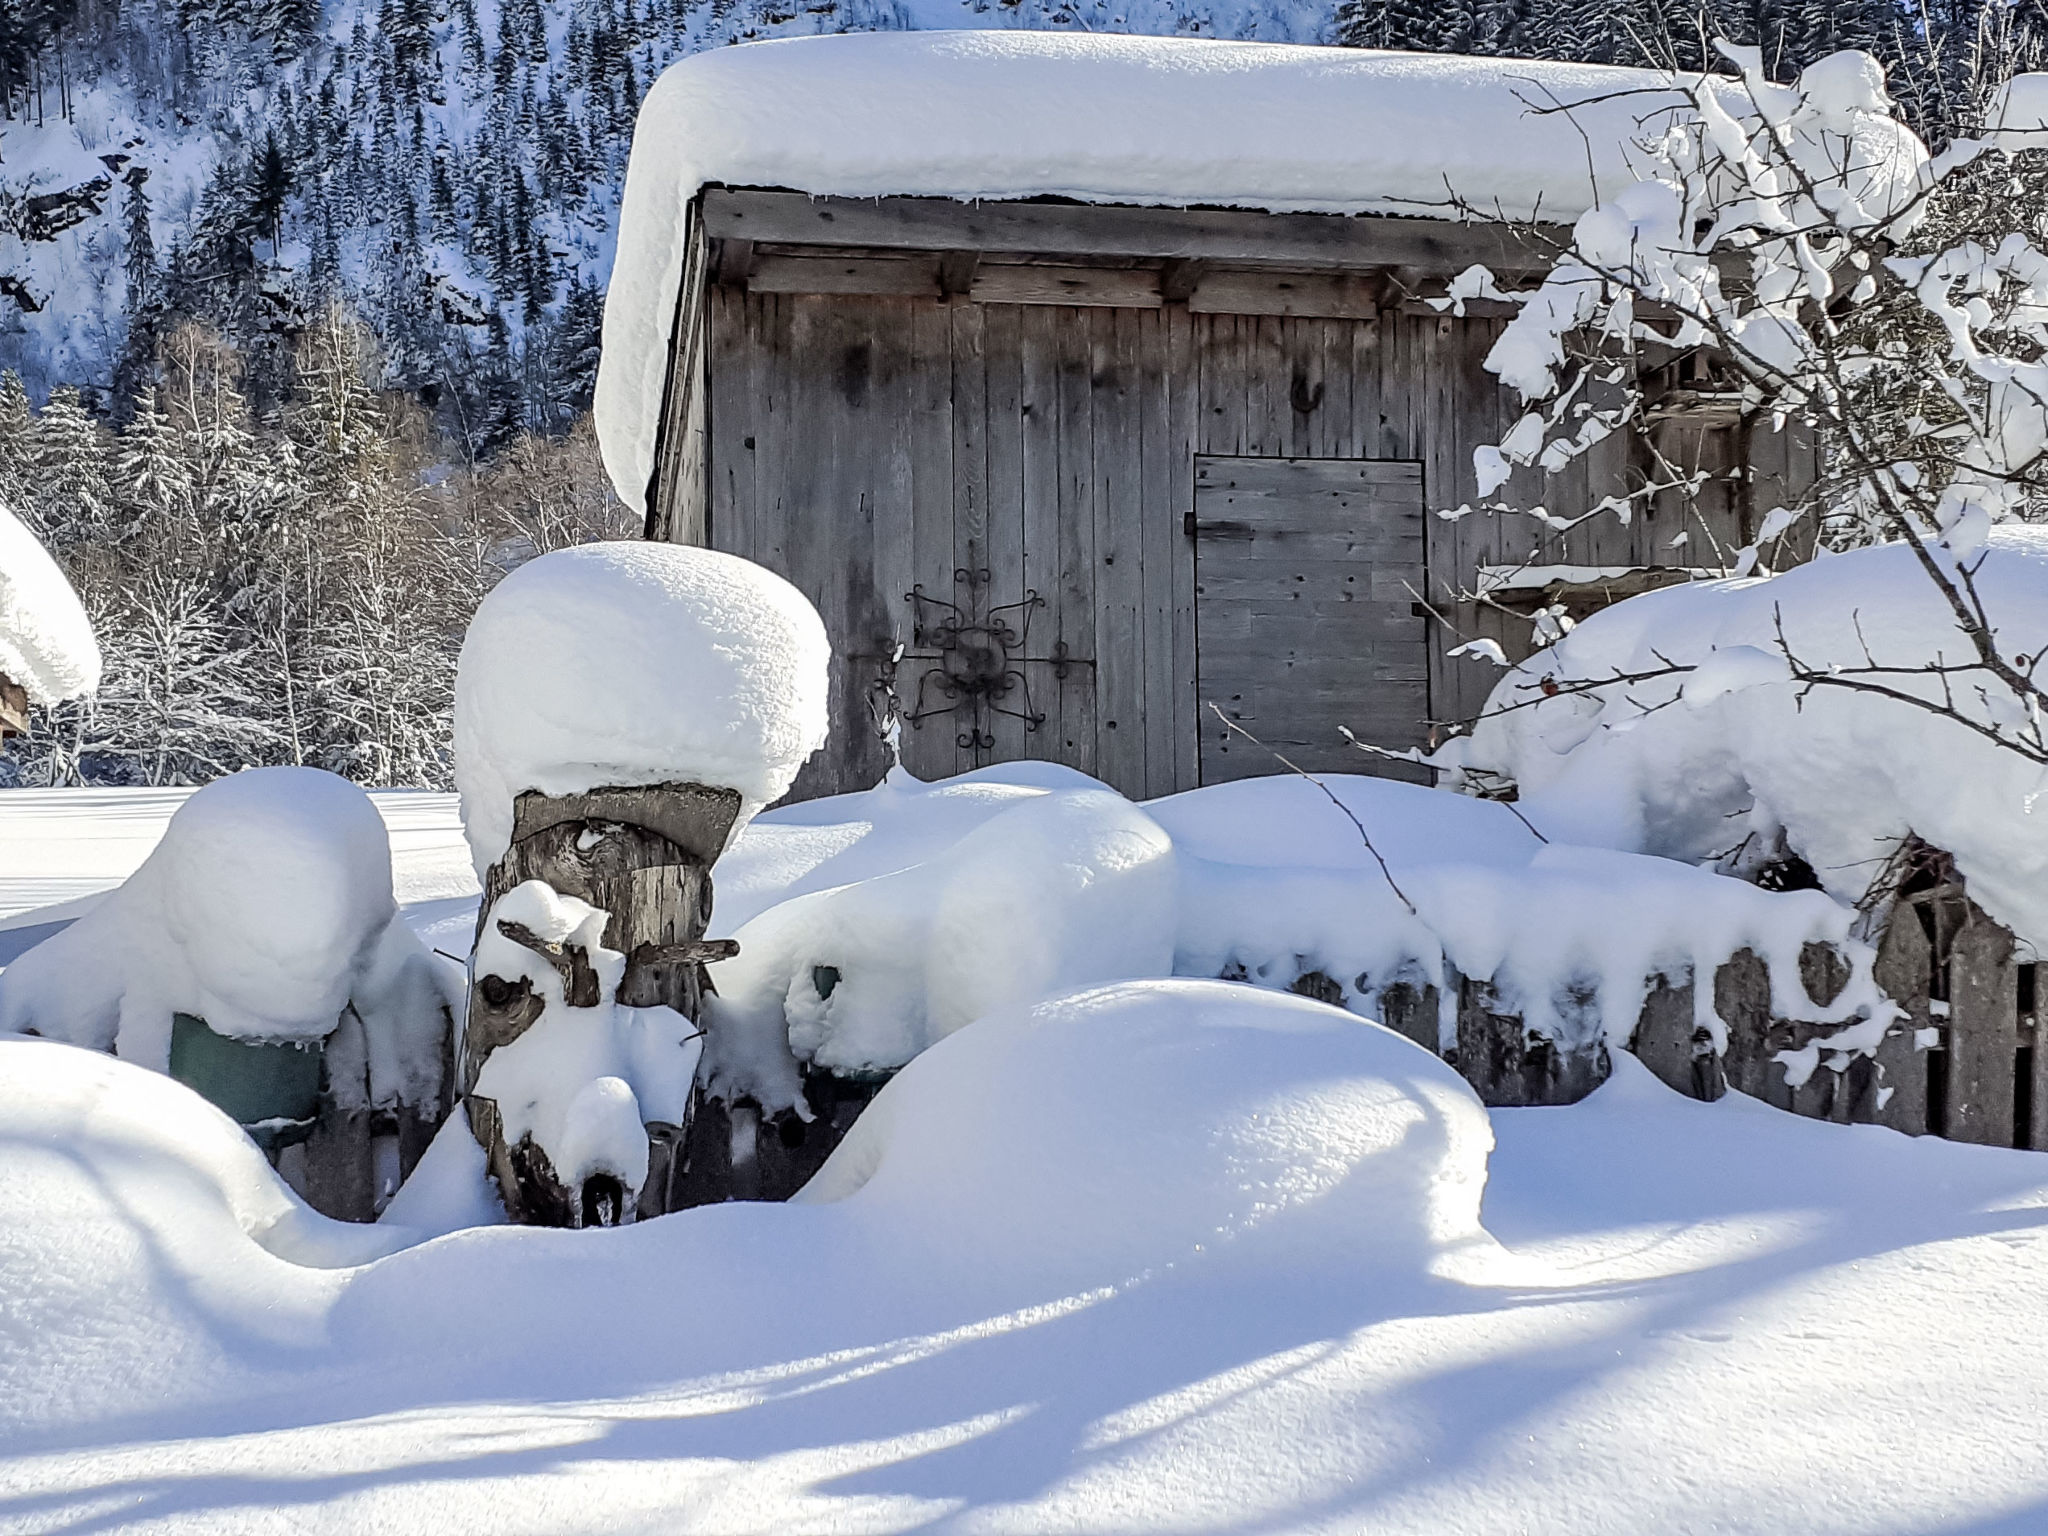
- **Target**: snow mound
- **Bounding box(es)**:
[710,783,1175,1082]
[0,500,100,706]
[453,541,829,873]
[1442,529,2048,948]
[599,32,1711,510]
[0,768,448,1081]
[1157,772,1882,1054]
[802,979,1493,1284]
[707,763,1878,1088]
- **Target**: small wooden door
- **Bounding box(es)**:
[1193,456,1429,784]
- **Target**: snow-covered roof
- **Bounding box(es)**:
[0,503,100,708]
[597,32,1709,511]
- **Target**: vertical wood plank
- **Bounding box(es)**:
[1167,302,1201,794]
[1019,305,1067,769]
[705,286,751,560]
[1947,905,2019,1147]
[1871,902,1933,1136]
[1092,306,1146,796]
[902,296,958,784]
[951,301,991,777]
[1136,305,1178,798]
[981,303,1032,769]
[1056,304,1099,776]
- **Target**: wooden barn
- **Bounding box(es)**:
[597,31,1815,801]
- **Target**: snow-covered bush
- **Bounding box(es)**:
[0,767,450,1111]
[1440,530,2048,951]
[453,540,830,873]
[1444,46,2048,779]
[0,499,100,710]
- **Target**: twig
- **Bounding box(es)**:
[1205,701,1417,914]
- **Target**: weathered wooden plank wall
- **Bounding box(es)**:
[696,288,1770,802]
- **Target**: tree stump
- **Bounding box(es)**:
[463,781,742,1224]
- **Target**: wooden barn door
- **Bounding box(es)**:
[1193,456,1429,784]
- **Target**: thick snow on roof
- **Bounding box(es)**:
[0,502,99,707]
[597,32,1707,511]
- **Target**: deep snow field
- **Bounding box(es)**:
[5,783,2048,1534]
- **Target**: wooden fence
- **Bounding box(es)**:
[1307,879,2043,1151]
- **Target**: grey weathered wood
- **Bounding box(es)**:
[952,300,992,773]
[1871,899,1933,1136]
[1094,307,1146,792]
[465,783,740,1225]
[1194,455,1427,783]
[748,252,940,295]
[973,263,1164,309]
[1056,302,1099,775]
[1630,974,1725,1102]
[1947,904,2019,1146]
[647,206,712,537]
[982,302,1031,769]
[685,244,1796,801]
[1715,948,1788,1108]
[701,189,1565,275]
[1191,268,1386,319]
[1452,975,1609,1107]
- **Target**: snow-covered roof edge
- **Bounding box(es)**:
[596,32,1721,513]
[0,504,100,708]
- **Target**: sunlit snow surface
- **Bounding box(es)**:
[5,787,2048,1532]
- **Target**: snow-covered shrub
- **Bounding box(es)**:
[1443,47,2048,781]
[453,540,830,873]
[0,500,99,708]
[1440,530,2048,952]
[0,767,450,1111]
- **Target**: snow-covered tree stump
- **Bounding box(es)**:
[463,781,742,1223]
[452,540,829,1227]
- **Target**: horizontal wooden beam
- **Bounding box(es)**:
[1190,269,1386,320]
[702,187,1564,276]
[972,264,1162,309]
[747,252,938,295]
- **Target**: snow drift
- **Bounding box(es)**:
[0,768,448,1097]
[0,978,1492,1435]
[1440,530,2048,950]
[453,541,829,873]
[0,500,100,707]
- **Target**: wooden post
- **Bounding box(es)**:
[463,780,742,1225]
[1871,899,1934,1137]
[1946,902,2019,1146]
